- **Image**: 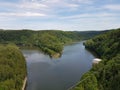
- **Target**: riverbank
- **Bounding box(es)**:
[68,76,90,90]
[72,29,120,90]
[23,41,95,90]
[22,77,27,90]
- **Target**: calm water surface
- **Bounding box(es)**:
[22,41,95,90]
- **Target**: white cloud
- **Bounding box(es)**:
[41,0,79,8]
[42,0,94,4]
[0,2,18,8]
[0,0,120,31]
[0,12,46,17]
[0,0,80,17]
[71,0,94,4]
[61,12,120,19]
[0,1,48,11]
[0,0,94,18]
[104,4,120,11]
[20,2,48,9]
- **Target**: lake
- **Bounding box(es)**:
[22,41,95,90]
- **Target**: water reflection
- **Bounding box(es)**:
[22,42,95,90]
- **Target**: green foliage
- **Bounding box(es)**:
[0,44,26,90]
[0,29,108,89]
[84,29,120,59]
[0,30,104,57]
[74,28,120,90]
[72,72,98,90]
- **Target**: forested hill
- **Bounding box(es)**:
[0,44,26,90]
[0,30,106,57]
[73,28,120,90]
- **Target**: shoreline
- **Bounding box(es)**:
[22,77,27,90]
[67,76,90,90]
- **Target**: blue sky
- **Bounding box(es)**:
[0,0,120,31]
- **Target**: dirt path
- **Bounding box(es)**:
[22,77,27,90]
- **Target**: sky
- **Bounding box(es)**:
[0,0,120,31]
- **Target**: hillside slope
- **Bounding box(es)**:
[0,30,105,57]
[72,28,120,90]
[0,44,27,90]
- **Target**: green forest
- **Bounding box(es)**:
[0,30,105,57]
[0,29,110,90]
[72,28,120,90]
[0,44,26,90]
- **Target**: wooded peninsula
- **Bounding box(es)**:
[0,30,105,57]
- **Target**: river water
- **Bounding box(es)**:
[22,41,95,90]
